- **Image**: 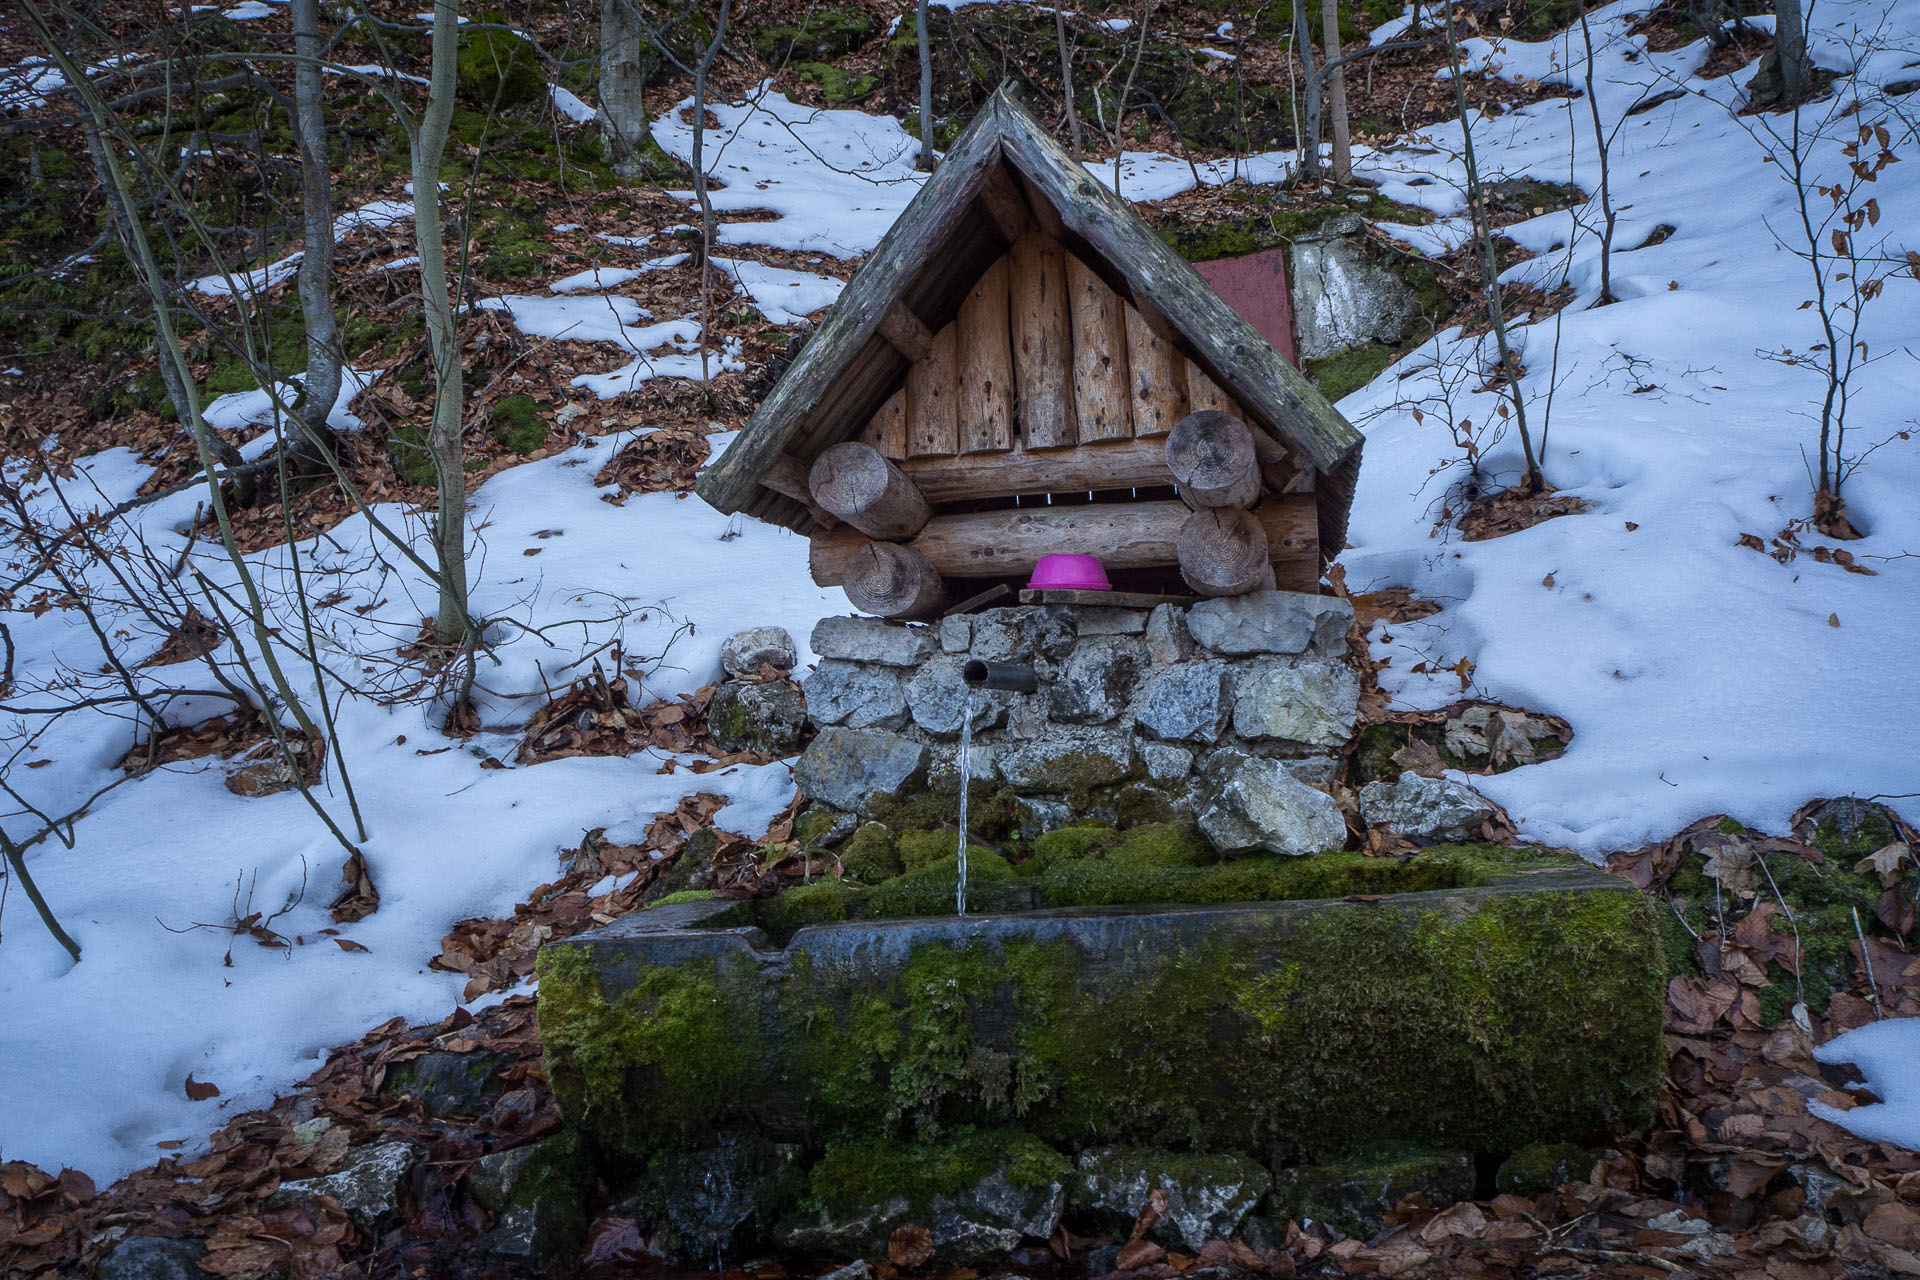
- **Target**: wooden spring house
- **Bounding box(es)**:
[695,87,1364,618]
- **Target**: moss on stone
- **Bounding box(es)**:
[868,782,1023,844]
[457,24,545,109]
[1023,822,1116,873]
[1494,1140,1593,1197]
[536,945,762,1157]
[1274,1144,1475,1239]
[898,828,1000,873]
[753,9,875,63]
[653,889,718,906]
[809,1129,1068,1214]
[795,807,852,849]
[757,880,868,943]
[799,62,880,104]
[489,394,545,453]
[838,822,902,885]
[863,850,1022,919]
[387,424,437,486]
[1305,341,1396,402]
[1108,822,1215,869]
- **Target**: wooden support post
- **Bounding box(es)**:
[1165,410,1262,510]
[879,301,934,362]
[1177,506,1279,597]
[808,441,933,539]
[957,256,1015,454]
[810,495,1316,583]
[1009,230,1077,449]
[906,323,959,457]
[1066,252,1132,441]
[1126,303,1187,437]
[842,541,946,619]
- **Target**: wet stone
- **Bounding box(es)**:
[720,626,797,677]
[908,656,1008,738]
[803,660,907,730]
[811,616,935,667]
[1132,661,1234,745]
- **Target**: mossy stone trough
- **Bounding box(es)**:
[537,850,1665,1211]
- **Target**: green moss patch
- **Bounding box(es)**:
[810,1129,1069,1215]
[489,394,546,454]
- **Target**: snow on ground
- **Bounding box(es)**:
[1811,1019,1920,1150]
[191,195,415,297]
[9,0,1920,1179]
[1330,0,1920,863]
[0,429,838,1180]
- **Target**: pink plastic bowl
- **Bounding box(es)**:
[1028,553,1111,591]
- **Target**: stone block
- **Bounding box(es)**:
[1360,775,1495,844]
[1145,604,1194,665]
[995,732,1134,794]
[907,656,1009,738]
[811,615,934,666]
[1077,1148,1271,1251]
[1232,659,1359,749]
[938,614,971,653]
[793,727,929,814]
[1048,638,1143,726]
[1185,590,1353,659]
[969,607,1074,664]
[1273,1149,1475,1240]
[720,626,797,677]
[803,659,907,730]
[277,1141,416,1229]
[1141,742,1194,781]
[1066,606,1149,636]
[1132,661,1234,745]
[708,679,807,755]
[1197,755,1346,856]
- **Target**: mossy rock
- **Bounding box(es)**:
[1495,1140,1595,1198]
[613,1132,804,1264]
[838,822,902,885]
[457,25,545,109]
[754,9,875,63]
[799,62,880,105]
[807,1128,1068,1216]
[387,424,437,487]
[1274,1145,1476,1240]
[898,828,999,873]
[868,782,1024,844]
[1305,342,1397,402]
[757,880,868,942]
[653,889,718,907]
[795,806,855,850]
[489,394,545,454]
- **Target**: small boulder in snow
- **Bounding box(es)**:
[720,626,798,677]
[1359,774,1495,844]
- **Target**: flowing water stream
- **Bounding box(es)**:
[955,688,979,916]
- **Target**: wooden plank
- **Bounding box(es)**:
[978,162,1035,244]
[878,300,934,362]
[695,95,1012,515]
[896,436,1170,503]
[993,87,1361,473]
[810,494,1317,584]
[1009,229,1077,450]
[1066,252,1132,442]
[906,323,959,457]
[1020,588,1195,607]
[945,583,1015,616]
[956,256,1015,455]
[1126,304,1187,438]
[1185,358,1239,416]
[865,387,908,459]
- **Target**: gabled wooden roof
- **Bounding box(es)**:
[696,85,1364,558]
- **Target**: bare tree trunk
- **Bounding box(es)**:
[1443,2,1544,493]
[1055,7,1083,160]
[600,0,651,176]
[1293,0,1321,180]
[1320,0,1349,182]
[691,0,730,382]
[1688,0,1730,47]
[413,0,470,649]
[916,0,935,169]
[1775,0,1810,104]
[291,0,342,458]
[1577,5,1617,305]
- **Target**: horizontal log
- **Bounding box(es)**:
[842,541,946,619]
[810,494,1316,585]
[808,441,931,539]
[759,453,839,529]
[896,437,1172,504]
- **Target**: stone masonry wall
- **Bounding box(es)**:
[791,590,1364,856]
